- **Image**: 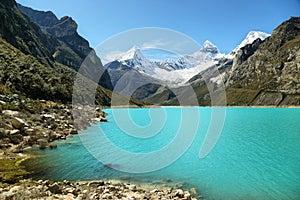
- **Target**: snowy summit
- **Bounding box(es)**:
[230,31,271,55]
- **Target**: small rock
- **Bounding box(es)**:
[63,194,74,200]
[0,100,6,105]
[65,187,75,194]
[37,139,48,149]
[0,191,14,200]
[90,193,98,199]
[103,188,110,194]
[100,117,108,122]
[69,129,78,135]
[184,193,192,200]
[9,185,23,193]
[175,189,184,198]
[127,184,137,191]
[41,114,55,120]
[101,193,112,199]
[9,129,20,135]
[87,180,104,187]
[63,180,71,185]
[150,189,158,194]
[43,180,50,185]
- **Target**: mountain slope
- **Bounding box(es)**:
[17,3,90,68]
[154,17,300,106]
[195,17,300,106]
[18,4,92,69]
[0,0,57,66]
[224,17,300,105]
[0,0,148,106]
[12,3,112,90]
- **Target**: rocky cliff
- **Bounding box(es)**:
[0,0,57,66]
[154,17,300,106]
[223,16,300,106]
[0,2,112,90]
[18,4,92,70]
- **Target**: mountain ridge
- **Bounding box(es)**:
[16,3,113,90]
[105,32,269,86]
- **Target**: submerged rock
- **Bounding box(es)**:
[49,143,57,149]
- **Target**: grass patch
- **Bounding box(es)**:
[226,88,260,106]
[0,155,29,183]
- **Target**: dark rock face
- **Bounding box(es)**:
[17,3,92,71]
[252,92,284,106]
[0,0,57,67]
[17,3,113,90]
[1,2,113,90]
[225,16,300,96]
[16,4,58,27]
[45,16,78,37]
[234,38,263,65]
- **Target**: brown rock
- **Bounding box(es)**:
[49,143,57,149]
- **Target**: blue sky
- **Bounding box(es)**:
[17,0,300,54]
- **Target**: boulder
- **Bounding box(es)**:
[49,143,57,149]
[9,133,23,145]
[9,185,23,193]
[2,110,21,117]
[69,129,78,135]
[0,191,14,200]
[37,138,48,149]
[2,122,14,130]
[100,117,108,122]
[48,183,62,194]
[0,128,8,138]
[10,117,26,129]
[0,100,6,105]
[174,189,184,198]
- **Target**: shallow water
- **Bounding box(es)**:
[23,107,300,200]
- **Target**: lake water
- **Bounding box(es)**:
[23,107,300,200]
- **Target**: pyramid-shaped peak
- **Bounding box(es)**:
[200,40,219,54]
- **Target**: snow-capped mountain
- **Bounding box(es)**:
[157,57,193,71]
[116,45,154,74]
[230,31,270,56]
[106,41,220,85]
[195,40,219,55]
[105,31,270,85]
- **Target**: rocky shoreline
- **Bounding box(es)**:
[0,94,107,153]
[0,93,108,182]
[0,179,199,200]
[0,94,200,199]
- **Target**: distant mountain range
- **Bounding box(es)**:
[105,32,270,86]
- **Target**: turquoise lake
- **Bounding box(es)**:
[23,107,300,200]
